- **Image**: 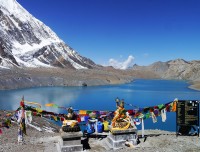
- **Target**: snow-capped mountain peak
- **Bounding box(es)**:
[0,0,96,69]
[1,0,17,13]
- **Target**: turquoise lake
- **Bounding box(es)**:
[0,79,199,131]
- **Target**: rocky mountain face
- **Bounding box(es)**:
[0,0,97,69]
[132,59,200,81]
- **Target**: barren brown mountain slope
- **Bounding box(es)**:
[0,67,159,90]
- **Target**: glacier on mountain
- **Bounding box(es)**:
[0,0,96,69]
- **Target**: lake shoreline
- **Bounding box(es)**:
[188,81,200,91]
[2,67,200,92]
[1,79,200,92]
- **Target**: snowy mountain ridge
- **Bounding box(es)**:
[0,0,96,69]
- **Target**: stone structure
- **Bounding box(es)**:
[60,132,83,152]
[107,98,138,149]
[107,127,138,149]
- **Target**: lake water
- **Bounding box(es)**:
[0,79,199,131]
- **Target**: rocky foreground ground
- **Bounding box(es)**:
[1,110,200,152]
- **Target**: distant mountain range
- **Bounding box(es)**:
[0,0,97,69]
[132,59,200,81]
[1,0,200,90]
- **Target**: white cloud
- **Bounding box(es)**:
[108,55,134,70]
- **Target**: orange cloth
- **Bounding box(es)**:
[172,101,177,112]
[79,110,87,115]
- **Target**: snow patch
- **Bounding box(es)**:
[31,58,52,67]
[0,57,14,68]
[12,39,60,55]
[71,60,87,69]
[0,65,10,69]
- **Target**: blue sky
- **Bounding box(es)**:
[17,0,200,67]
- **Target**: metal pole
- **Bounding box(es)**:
[176,101,178,137]
[198,102,199,137]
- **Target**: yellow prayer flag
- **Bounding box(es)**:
[79,110,87,115]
